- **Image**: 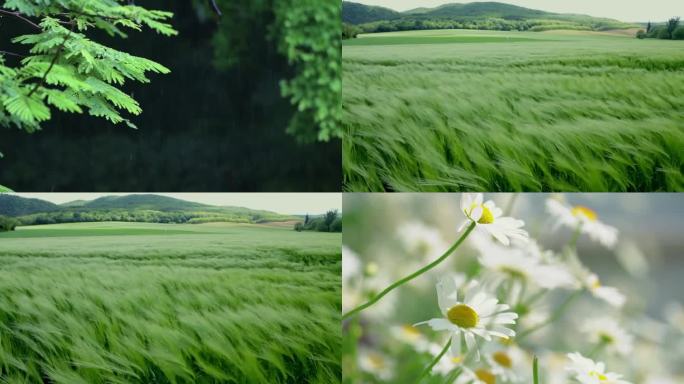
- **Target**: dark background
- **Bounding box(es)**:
[0,0,340,191]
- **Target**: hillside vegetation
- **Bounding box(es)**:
[0,222,341,383]
[342,1,637,35]
[0,195,297,226]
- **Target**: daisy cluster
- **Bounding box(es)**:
[343,194,684,384]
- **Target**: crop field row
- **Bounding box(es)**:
[0,223,341,383]
[343,30,684,191]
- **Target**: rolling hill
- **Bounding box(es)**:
[81,194,208,211]
[343,1,637,33]
[0,194,299,226]
[0,195,60,216]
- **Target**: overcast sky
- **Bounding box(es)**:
[353,0,683,22]
[12,193,341,215]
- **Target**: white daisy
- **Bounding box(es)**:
[581,317,634,356]
[455,366,498,384]
[472,233,577,290]
[358,349,394,380]
[546,199,618,248]
[585,273,626,308]
[459,193,528,246]
[566,352,631,384]
[486,345,528,382]
[431,342,466,376]
[390,324,431,352]
[397,221,449,260]
[415,276,518,360]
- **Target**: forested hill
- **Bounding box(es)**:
[343,1,637,34]
[0,195,297,226]
[0,195,60,217]
[80,195,208,210]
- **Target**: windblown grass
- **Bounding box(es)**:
[0,222,341,383]
[343,29,684,191]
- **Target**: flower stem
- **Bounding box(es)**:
[342,222,477,320]
[533,355,540,384]
[517,290,581,341]
[419,337,451,381]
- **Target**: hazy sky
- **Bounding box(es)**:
[13,193,341,215]
[353,0,683,21]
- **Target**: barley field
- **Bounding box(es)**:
[343,29,684,191]
[0,222,341,383]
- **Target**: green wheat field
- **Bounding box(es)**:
[0,222,341,383]
[343,29,684,191]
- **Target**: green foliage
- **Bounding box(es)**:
[343,23,361,39]
[343,30,684,192]
[0,214,18,231]
[274,0,342,142]
[294,210,342,233]
[674,26,684,40]
[666,17,681,39]
[0,0,175,135]
[641,19,684,40]
[0,222,341,383]
[212,0,341,142]
[636,29,647,39]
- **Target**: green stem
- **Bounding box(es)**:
[533,355,539,384]
[442,366,463,383]
[342,222,477,320]
[420,337,451,381]
[588,340,607,359]
[517,291,581,341]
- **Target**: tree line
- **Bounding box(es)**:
[294,210,342,233]
[637,17,683,40]
[0,215,18,232]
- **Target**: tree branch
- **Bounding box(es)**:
[27,22,76,97]
[0,8,42,30]
[0,50,26,58]
[209,0,222,16]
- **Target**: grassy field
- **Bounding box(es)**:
[343,29,684,191]
[0,222,341,383]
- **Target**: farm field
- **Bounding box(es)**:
[0,222,341,383]
[343,29,684,191]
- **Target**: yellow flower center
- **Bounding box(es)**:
[571,206,598,222]
[590,371,608,381]
[492,351,512,368]
[401,325,421,340]
[368,354,385,369]
[451,356,463,364]
[447,304,479,328]
[467,203,495,224]
[475,369,496,384]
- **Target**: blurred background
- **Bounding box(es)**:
[343,193,684,383]
[0,0,340,191]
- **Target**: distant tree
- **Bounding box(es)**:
[304,214,310,225]
[343,23,360,39]
[636,30,647,39]
[0,215,18,231]
[646,21,652,33]
[323,210,338,229]
[674,26,684,40]
[294,222,304,232]
[316,220,329,232]
[666,17,681,39]
[330,217,342,232]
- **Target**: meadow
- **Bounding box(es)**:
[0,222,341,383]
[343,29,684,191]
